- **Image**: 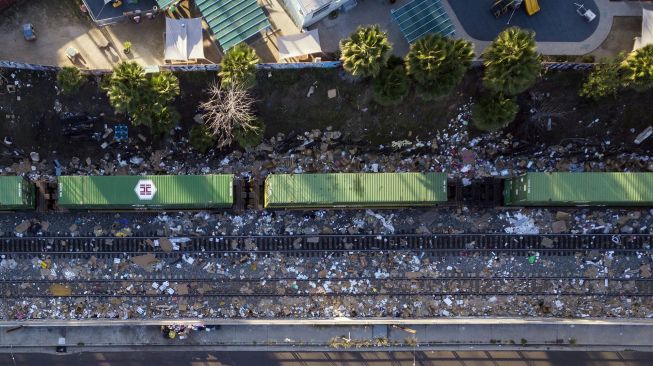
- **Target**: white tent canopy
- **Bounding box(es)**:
[165,17,204,62]
[277,29,322,60]
[635,8,653,50]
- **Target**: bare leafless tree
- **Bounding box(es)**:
[200,83,258,147]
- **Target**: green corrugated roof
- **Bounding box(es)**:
[58,175,233,209]
[391,0,455,43]
[196,0,271,50]
[504,172,653,206]
[0,176,34,210]
[156,0,178,9]
[265,172,448,208]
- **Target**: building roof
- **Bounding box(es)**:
[195,0,271,51]
[391,0,455,44]
[165,17,205,61]
[277,29,322,59]
[156,0,178,9]
[83,0,159,22]
[296,0,330,15]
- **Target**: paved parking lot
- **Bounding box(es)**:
[312,0,411,56]
[447,0,600,42]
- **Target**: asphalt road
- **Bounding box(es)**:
[2,351,653,366]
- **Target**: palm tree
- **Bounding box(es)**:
[150,71,180,103]
[472,92,518,131]
[340,25,392,78]
[103,62,148,115]
[103,63,180,134]
[219,43,260,89]
[373,57,410,106]
[622,44,653,92]
[405,35,474,100]
[482,27,541,95]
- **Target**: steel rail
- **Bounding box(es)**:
[1,234,651,255]
[0,276,648,283]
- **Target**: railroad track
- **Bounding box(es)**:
[3,234,651,302]
[1,234,651,257]
[3,277,653,298]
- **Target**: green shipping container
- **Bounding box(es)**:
[504,172,653,206]
[58,175,234,210]
[0,176,35,210]
[265,172,448,208]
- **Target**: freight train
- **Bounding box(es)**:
[2,172,653,212]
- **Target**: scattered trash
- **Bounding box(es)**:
[634,126,653,145]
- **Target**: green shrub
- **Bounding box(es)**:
[472,92,518,131]
[234,118,265,148]
[57,66,84,95]
[579,56,623,100]
[622,44,653,91]
[579,54,595,63]
[189,125,215,153]
[372,63,410,106]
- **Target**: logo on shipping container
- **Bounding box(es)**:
[134,179,157,200]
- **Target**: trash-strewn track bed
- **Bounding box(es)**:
[3,277,653,298]
[1,234,652,320]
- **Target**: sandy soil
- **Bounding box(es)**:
[590,16,642,60]
[0,0,164,69]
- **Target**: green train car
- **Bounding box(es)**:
[264,172,448,209]
[0,176,35,210]
[58,175,234,210]
[504,172,653,206]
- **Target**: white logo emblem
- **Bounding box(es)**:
[134,179,157,200]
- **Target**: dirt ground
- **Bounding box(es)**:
[1,66,653,167]
[0,0,164,69]
[177,68,468,145]
[590,17,642,60]
[510,68,653,153]
[0,69,152,165]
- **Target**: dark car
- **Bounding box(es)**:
[22,23,36,41]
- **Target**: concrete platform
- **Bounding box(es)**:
[2,318,653,353]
